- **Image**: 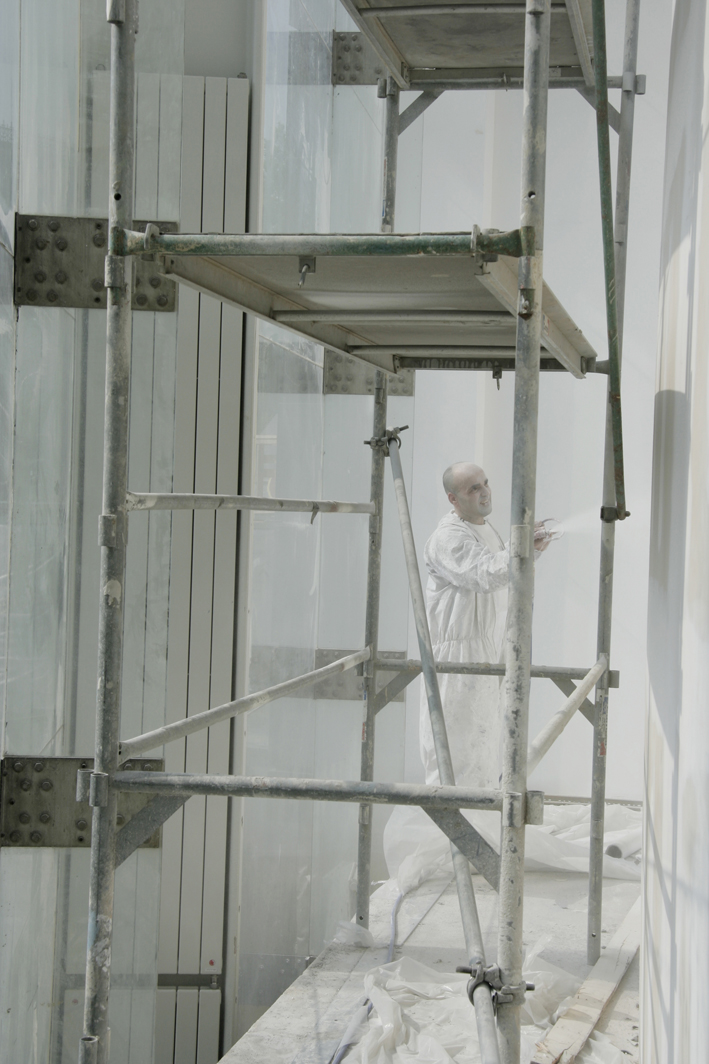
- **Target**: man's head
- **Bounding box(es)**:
[443,463,492,525]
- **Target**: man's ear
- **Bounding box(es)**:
[447,492,457,506]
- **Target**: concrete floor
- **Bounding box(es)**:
[220,870,640,1063]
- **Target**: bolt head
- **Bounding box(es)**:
[136,293,148,306]
[92,278,103,292]
[39,811,51,824]
[40,779,53,791]
[55,238,68,251]
[33,762,44,772]
[55,271,67,284]
[156,294,168,307]
[35,237,48,250]
[47,290,58,303]
[149,276,161,288]
[116,813,125,825]
[9,831,21,843]
[27,288,38,301]
[75,819,88,831]
[29,831,42,844]
[19,812,30,824]
[20,778,32,791]
[34,270,46,283]
[93,231,106,248]
[48,220,60,232]
[28,218,38,231]
[12,761,24,773]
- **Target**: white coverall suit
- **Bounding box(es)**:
[420,511,509,790]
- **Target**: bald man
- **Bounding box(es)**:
[420,463,550,789]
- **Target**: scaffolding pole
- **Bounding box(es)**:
[496,1,551,1061]
[386,434,501,1064]
[80,1,136,1061]
[588,0,640,964]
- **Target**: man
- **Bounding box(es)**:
[420,462,551,789]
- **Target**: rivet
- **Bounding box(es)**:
[350,75,356,82]
[55,238,68,251]
[338,75,345,82]
[48,220,60,232]
[9,831,21,843]
[136,293,148,306]
[355,44,362,52]
[28,219,38,231]
[149,276,161,288]
[47,290,58,302]
[76,819,88,831]
[55,271,67,284]
[344,44,350,52]
[156,294,168,307]
[27,289,38,301]
[40,779,53,791]
[12,761,24,773]
[29,831,42,844]
[93,231,106,248]
[92,279,103,292]
[33,762,44,772]
[342,385,349,392]
[19,812,30,824]
[34,270,46,283]
[39,811,51,824]
[20,779,32,791]
[35,237,48,250]
[116,813,125,825]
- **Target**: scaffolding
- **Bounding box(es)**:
[78,0,641,1061]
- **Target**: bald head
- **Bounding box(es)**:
[443,463,492,525]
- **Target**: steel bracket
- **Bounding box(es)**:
[600,505,631,522]
[0,756,164,849]
[472,225,535,259]
[332,32,389,86]
[456,962,535,1009]
[14,214,178,311]
[324,350,414,396]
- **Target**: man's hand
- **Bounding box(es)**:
[534,521,553,553]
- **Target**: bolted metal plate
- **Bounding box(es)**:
[332,32,389,86]
[0,756,163,849]
[14,215,178,311]
[324,350,414,396]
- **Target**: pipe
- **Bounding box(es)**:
[592,0,627,519]
[361,2,566,12]
[120,648,371,758]
[123,230,476,257]
[527,657,607,774]
[112,772,504,810]
[408,75,625,92]
[588,0,640,965]
[381,79,399,232]
[81,2,137,1060]
[357,373,388,929]
[125,491,375,514]
[273,310,512,323]
[496,2,551,1061]
[373,658,615,682]
[386,438,500,1064]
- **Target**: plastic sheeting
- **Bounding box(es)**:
[384,803,642,895]
[340,945,622,1064]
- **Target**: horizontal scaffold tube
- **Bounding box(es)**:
[125,491,375,514]
[120,648,370,758]
[360,3,567,15]
[112,771,504,810]
[527,656,608,774]
[377,658,614,682]
[123,230,475,258]
[274,310,512,323]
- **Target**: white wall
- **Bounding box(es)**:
[642,0,709,1059]
[399,0,671,801]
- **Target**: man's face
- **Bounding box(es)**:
[448,465,492,524]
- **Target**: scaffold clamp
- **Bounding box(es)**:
[457,963,535,1009]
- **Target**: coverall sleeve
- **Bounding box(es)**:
[425,526,510,593]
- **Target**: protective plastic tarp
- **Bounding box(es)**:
[341,944,622,1064]
[384,803,641,895]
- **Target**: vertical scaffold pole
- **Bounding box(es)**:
[80,1,136,1061]
[496,1,551,1061]
[588,0,640,964]
[356,372,388,927]
[380,77,400,232]
[387,436,500,1064]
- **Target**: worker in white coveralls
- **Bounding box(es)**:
[421,463,553,790]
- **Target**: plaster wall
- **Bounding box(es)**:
[642,0,709,1059]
